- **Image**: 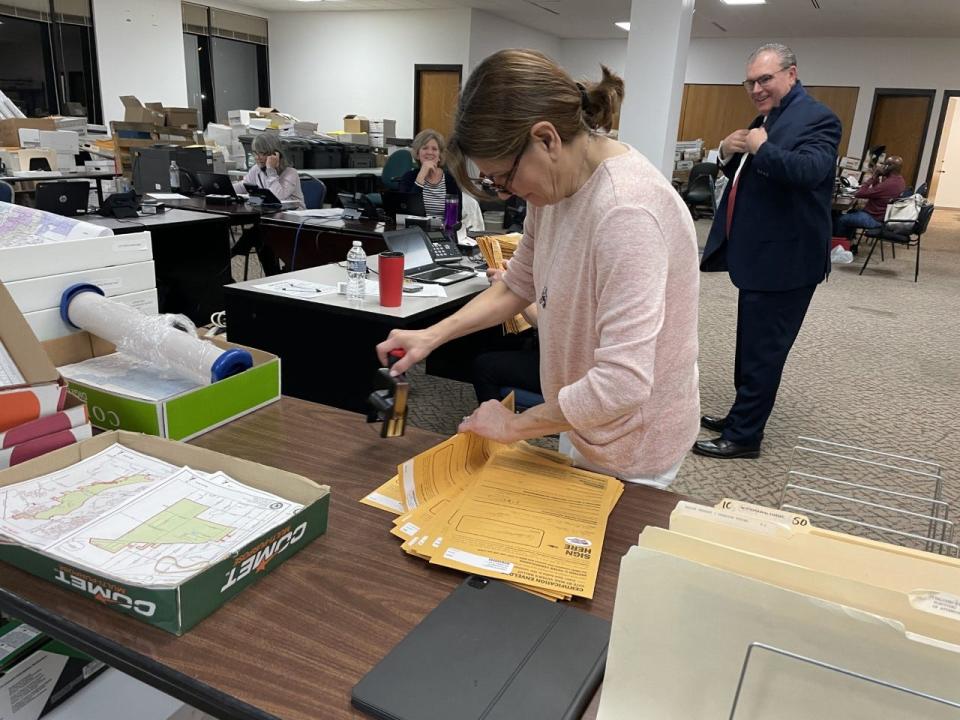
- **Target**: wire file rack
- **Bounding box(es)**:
[778,436,956,556]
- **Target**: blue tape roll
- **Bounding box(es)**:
[210,348,253,382]
[60,283,105,329]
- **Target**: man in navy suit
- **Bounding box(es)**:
[694,43,841,459]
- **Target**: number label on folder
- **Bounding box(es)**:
[910,591,960,620]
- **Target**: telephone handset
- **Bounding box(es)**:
[425,228,463,264]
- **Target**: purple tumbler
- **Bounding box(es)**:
[443,194,459,229]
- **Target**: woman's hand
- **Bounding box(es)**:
[416,159,439,184]
[376,328,439,375]
[265,152,280,170]
[485,259,508,284]
[459,400,518,443]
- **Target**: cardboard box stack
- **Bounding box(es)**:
[673,139,704,182]
[0,283,90,470]
[368,118,396,149]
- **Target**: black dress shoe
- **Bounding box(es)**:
[692,437,761,459]
[700,415,729,432]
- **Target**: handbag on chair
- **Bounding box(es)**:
[884,194,924,232]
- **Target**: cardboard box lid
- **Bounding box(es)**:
[119,95,146,111]
[0,118,57,148]
[0,282,59,387]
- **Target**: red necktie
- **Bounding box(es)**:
[725,173,740,238]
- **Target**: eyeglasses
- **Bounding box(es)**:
[467,142,527,197]
[742,67,791,92]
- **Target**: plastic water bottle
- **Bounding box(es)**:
[169,160,180,191]
[346,241,367,300]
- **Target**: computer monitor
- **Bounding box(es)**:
[382,191,427,218]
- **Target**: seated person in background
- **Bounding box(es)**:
[230,133,304,276]
[472,261,540,404]
[232,133,305,210]
[398,129,462,221]
[833,155,905,248]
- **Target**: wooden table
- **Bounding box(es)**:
[0,399,683,719]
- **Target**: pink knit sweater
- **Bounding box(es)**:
[503,147,700,478]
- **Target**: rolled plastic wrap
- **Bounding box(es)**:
[60,284,252,385]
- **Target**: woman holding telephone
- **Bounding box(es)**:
[232,133,305,210]
[230,133,304,277]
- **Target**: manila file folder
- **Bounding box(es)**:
[597,546,960,720]
[351,576,610,720]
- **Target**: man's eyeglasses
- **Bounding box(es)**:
[467,143,526,197]
[742,67,791,92]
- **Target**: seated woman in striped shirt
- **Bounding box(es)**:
[398,129,462,223]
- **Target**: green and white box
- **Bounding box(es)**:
[43,332,280,441]
[0,431,330,635]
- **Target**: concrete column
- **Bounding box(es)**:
[618,0,695,177]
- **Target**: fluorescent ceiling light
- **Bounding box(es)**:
[615,21,630,31]
[721,0,767,4]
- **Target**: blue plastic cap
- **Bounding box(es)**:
[210,348,253,382]
[60,283,105,329]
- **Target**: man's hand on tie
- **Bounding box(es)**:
[746,127,768,155]
[721,129,750,158]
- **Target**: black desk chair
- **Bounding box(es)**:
[681,173,715,220]
[858,203,934,282]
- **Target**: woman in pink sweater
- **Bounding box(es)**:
[376,49,700,487]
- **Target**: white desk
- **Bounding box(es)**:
[224,261,491,411]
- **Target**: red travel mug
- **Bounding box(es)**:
[378,251,404,307]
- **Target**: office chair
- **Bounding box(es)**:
[379,149,414,192]
[0,180,13,204]
[681,174,715,220]
[858,203,934,282]
[687,162,719,186]
[299,175,327,210]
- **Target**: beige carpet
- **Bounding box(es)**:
[401,209,960,533]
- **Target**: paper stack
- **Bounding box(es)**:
[361,406,622,601]
[475,233,530,335]
[598,498,960,719]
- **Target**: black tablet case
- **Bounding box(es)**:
[351,577,611,720]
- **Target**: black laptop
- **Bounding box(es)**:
[383,227,475,285]
[352,577,610,720]
[35,180,89,216]
[382,190,427,218]
[195,171,242,200]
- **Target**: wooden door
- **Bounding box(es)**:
[865,90,935,187]
[805,86,859,157]
[677,84,858,156]
[415,65,461,139]
[930,96,960,208]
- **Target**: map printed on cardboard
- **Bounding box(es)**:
[43,466,304,587]
[0,444,177,549]
[0,201,111,247]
